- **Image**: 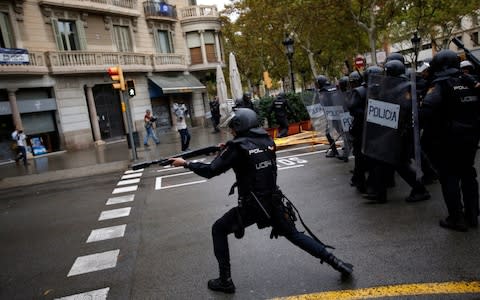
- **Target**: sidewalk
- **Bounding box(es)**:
[0,127,231,189]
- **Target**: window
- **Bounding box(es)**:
[456,35,463,50]
[113,25,132,52]
[203,31,216,62]
[155,30,173,53]
[472,32,479,46]
[186,32,202,64]
[52,19,86,51]
[188,0,197,5]
[0,12,14,48]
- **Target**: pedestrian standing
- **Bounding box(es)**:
[143,109,160,147]
[173,102,191,151]
[11,128,28,166]
[210,96,221,133]
[169,108,353,294]
[421,50,480,231]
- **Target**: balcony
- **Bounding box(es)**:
[39,0,140,17]
[143,1,177,22]
[0,50,187,75]
[0,51,49,75]
[180,5,218,19]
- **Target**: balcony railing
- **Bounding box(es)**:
[41,51,185,74]
[180,5,219,19]
[143,1,177,20]
[39,0,139,16]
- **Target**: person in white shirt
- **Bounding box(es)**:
[11,128,28,165]
[173,102,191,151]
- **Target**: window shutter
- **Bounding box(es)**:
[51,19,64,50]
[0,12,14,48]
[75,19,87,50]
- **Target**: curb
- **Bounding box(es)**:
[0,160,130,190]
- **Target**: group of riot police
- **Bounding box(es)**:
[317,49,479,232]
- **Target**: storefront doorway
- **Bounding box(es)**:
[93,85,125,141]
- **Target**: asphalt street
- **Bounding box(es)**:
[1,144,479,299]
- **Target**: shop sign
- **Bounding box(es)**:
[0,48,29,64]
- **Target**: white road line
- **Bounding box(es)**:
[156,166,183,173]
[278,164,304,170]
[98,207,131,221]
[67,250,119,277]
[112,185,138,194]
[276,144,321,153]
[55,287,109,300]
[124,168,144,174]
[156,178,206,190]
[106,194,135,205]
[161,171,194,178]
[86,224,126,243]
[121,173,142,179]
[117,178,141,186]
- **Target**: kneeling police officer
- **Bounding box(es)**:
[170,108,353,294]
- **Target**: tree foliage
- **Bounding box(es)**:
[220,0,479,90]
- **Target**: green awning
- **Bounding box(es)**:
[148,74,206,94]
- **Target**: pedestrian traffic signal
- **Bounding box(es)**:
[107,66,125,91]
[126,79,136,97]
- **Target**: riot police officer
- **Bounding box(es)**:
[348,66,382,193]
[234,92,255,110]
[169,108,353,294]
[268,92,293,137]
[316,75,341,158]
[421,50,480,231]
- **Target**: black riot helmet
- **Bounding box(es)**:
[228,108,259,134]
[243,92,252,101]
[385,52,405,64]
[384,60,406,77]
[315,75,330,89]
[338,76,349,91]
[349,71,362,88]
[363,65,383,85]
[430,50,460,75]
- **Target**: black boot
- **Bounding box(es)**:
[208,266,235,294]
[324,254,353,276]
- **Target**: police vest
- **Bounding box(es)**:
[445,76,480,132]
[232,135,277,199]
[273,99,287,117]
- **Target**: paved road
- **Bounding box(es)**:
[1,144,479,299]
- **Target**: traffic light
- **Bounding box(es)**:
[126,79,136,97]
[263,71,273,89]
[107,66,125,91]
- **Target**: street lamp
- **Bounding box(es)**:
[282,34,295,92]
[411,31,421,68]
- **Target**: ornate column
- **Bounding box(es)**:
[7,89,22,129]
[85,85,103,144]
[214,30,222,63]
[199,30,207,64]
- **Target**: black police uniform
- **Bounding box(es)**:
[421,70,480,230]
[268,94,292,138]
[348,85,369,191]
[318,84,341,157]
[209,99,221,132]
[184,109,353,293]
[234,93,255,110]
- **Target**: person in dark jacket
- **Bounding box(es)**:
[268,92,293,138]
[420,50,480,231]
[169,108,353,294]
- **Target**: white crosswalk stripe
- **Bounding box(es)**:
[55,287,109,300]
[112,185,138,194]
[86,225,126,243]
[106,194,135,205]
[124,169,144,174]
[121,173,142,180]
[98,207,131,221]
[67,250,119,277]
[117,178,141,186]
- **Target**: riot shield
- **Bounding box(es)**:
[301,90,326,134]
[362,74,412,165]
